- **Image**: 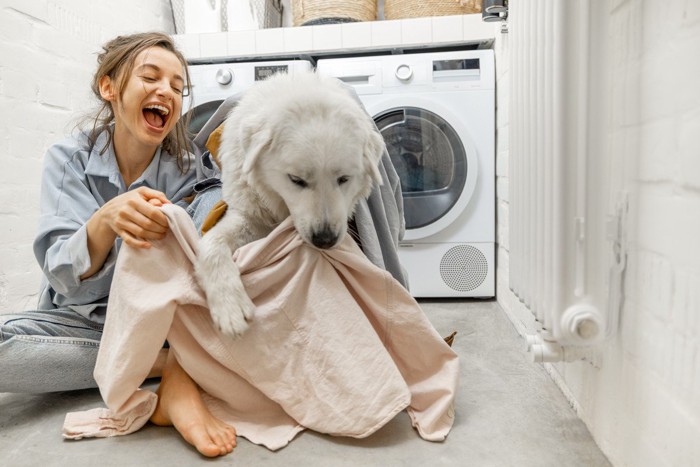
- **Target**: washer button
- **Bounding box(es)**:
[395,64,413,81]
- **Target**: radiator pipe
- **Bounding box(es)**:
[527,328,597,363]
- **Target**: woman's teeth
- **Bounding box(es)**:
[143,105,169,128]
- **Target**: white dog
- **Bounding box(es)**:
[195,71,386,338]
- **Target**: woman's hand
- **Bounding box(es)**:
[80,187,172,280]
[99,186,172,249]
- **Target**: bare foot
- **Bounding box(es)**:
[150,352,237,457]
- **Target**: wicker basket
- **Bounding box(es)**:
[384,0,481,20]
[292,0,376,26]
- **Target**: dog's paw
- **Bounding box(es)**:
[210,305,252,338]
[208,285,256,338]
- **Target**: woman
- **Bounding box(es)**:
[0,32,235,457]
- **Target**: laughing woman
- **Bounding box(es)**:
[0,32,235,457]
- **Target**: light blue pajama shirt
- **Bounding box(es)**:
[0,129,203,392]
[33,130,198,323]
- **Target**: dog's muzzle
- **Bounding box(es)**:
[311,227,339,249]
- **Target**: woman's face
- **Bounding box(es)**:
[101,46,185,152]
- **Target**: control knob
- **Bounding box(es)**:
[216,69,233,85]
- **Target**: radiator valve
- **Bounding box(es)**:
[560,303,604,345]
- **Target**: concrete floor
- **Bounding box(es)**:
[0,299,610,466]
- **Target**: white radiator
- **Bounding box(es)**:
[508,0,623,361]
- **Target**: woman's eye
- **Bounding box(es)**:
[172,87,183,95]
[337,176,350,185]
[288,175,308,188]
[140,75,157,82]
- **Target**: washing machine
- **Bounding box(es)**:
[317,50,495,297]
[183,59,313,134]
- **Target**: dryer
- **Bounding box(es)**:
[317,50,495,297]
[183,59,313,134]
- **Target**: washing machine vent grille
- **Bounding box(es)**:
[440,245,488,292]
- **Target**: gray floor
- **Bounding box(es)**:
[0,300,610,466]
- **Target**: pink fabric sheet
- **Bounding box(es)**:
[63,204,458,450]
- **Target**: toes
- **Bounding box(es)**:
[179,421,238,457]
[210,431,227,452]
[197,422,237,457]
[186,429,222,458]
[225,426,237,445]
[206,443,225,458]
[177,420,234,458]
[224,426,237,451]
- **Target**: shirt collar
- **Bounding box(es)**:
[84,129,165,191]
[84,130,114,179]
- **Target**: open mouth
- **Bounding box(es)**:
[143,104,170,129]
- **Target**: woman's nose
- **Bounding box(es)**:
[155,80,174,99]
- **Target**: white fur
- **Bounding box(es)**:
[195,71,386,338]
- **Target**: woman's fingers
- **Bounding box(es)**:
[115,214,166,248]
[113,192,172,246]
[134,201,169,232]
[117,207,168,239]
[125,195,169,229]
[138,186,172,206]
[101,188,175,248]
[119,230,153,249]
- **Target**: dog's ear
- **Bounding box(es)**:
[241,125,273,175]
[364,127,385,186]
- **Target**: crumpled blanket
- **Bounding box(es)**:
[63,204,458,450]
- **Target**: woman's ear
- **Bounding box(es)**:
[98,75,115,101]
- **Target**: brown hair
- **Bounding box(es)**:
[85,31,193,173]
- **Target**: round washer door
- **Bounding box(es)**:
[367,96,479,241]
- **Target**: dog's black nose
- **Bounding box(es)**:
[311,228,338,249]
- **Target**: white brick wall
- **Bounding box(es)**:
[0,0,175,312]
[496,1,700,465]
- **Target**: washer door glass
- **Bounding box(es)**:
[183,100,224,136]
[375,107,467,230]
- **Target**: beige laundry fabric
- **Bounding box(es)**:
[63,204,458,450]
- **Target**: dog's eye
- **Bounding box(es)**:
[337,176,350,185]
[288,175,308,188]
